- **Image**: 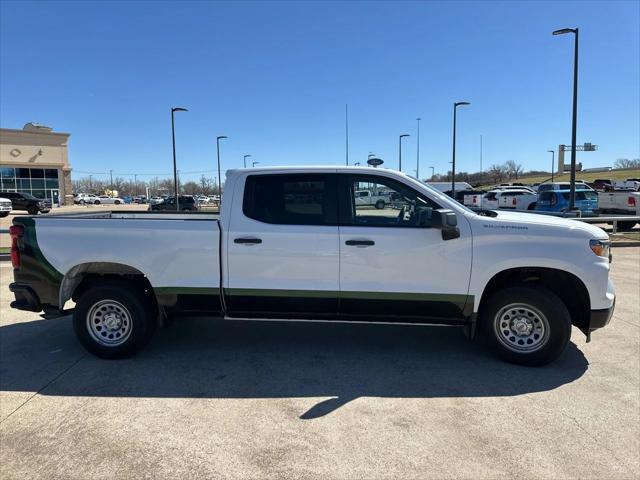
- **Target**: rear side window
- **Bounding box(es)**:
[243,174,337,225]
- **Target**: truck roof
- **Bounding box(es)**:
[226,165,411,175]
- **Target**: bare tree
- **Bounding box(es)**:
[614,158,640,169]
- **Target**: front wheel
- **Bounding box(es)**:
[114,200,121,205]
[375,200,385,209]
[94,200,101,205]
[27,206,39,215]
[73,281,156,359]
[0,212,8,218]
[480,286,571,366]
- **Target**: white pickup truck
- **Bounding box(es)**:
[9,166,615,366]
[597,190,640,231]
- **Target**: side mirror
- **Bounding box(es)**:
[432,209,460,240]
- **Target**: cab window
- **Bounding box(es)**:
[340,175,441,227]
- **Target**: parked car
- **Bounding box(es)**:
[535,189,599,216]
[482,189,535,210]
[97,195,125,205]
[9,166,615,366]
[149,195,198,211]
[75,194,102,205]
[133,196,148,204]
[497,190,539,211]
[537,182,594,193]
[354,189,391,209]
[0,197,13,217]
[149,196,164,205]
[0,191,51,215]
[597,190,640,231]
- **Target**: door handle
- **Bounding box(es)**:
[345,239,375,247]
[234,237,262,245]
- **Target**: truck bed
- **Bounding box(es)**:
[12,211,221,311]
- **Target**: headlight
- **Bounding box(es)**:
[590,239,611,260]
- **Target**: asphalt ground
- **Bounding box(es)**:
[0,247,638,479]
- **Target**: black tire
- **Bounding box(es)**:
[480,286,571,366]
[0,212,8,218]
[94,200,101,205]
[114,200,121,205]
[73,281,156,359]
[617,221,637,231]
[527,202,537,211]
[27,206,39,215]
[375,200,385,209]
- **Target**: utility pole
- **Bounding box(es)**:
[109,169,113,191]
[134,174,138,196]
[345,104,349,166]
[416,117,421,180]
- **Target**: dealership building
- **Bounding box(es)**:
[0,123,73,206]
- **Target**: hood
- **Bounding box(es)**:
[479,210,608,240]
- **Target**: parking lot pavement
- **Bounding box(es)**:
[0,249,638,480]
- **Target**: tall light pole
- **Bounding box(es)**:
[171,107,188,211]
[252,161,259,168]
[553,27,579,211]
[134,173,138,196]
[216,135,227,199]
[429,166,435,179]
[548,150,555,181]
[345,104,349,166]
[416,117,421,179]
[89,174,93,192]
[398,134,410,171]
[451,101,470,198]
[243,155,251,168]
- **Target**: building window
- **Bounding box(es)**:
[0,166,60,204]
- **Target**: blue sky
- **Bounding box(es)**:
[1,0,639,183]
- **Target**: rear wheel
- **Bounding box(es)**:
[0,212,8,218]
[27,206,39,215]
[114,200,121,205]
[480,286,571,366]
[617,221,638,231]
[79,199,86,205]
[527,202,537,211]
[94,200,101,205]
[73,281,156,359]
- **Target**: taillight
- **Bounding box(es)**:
[629,196,636,207]
[9,224,24,269]
[512,198,517,206]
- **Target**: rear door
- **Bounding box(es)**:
[225,172,340,318]
[337,174,472,323]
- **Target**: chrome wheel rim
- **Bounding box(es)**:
[86,300,132,347]
[494,303,549,353]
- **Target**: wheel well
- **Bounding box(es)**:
[61,263,157,312]
[479,267,590,330]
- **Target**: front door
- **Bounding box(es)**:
[337,174,473,323]
[225,172,340,318]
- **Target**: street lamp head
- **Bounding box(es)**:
[547,150,554,153]
[244,154,251,158]
[171,107,188,112]
[217,135,228,140]
[400,134,410,139]
[553,28,576,35]
[454,101,470,107]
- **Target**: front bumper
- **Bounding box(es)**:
[590,300,615,330]
[9,282,42,312]
[583,298,615,342]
